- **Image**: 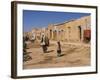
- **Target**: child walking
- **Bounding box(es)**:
[57,41,61,57]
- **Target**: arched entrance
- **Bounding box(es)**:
[50,30,52,39]
[57,30,60,40]
[53,30,57,40]
[61,30,64,41]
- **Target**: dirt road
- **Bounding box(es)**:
[23,41,90,69]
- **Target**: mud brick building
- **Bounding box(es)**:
[46,15,91,42]
[25,15,91,43]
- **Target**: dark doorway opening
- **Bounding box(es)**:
[50,30,52,39]
[78,26,82,40]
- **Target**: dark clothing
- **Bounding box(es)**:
[42,45,47,53]
[57,41,61,57]
[57,49,61,53]
[57,49,61,57]
[41,35,48,53]
[45,37,49,46]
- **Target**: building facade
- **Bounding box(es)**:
[46,15,91,42]
[25,15,91,43]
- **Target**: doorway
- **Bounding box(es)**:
[78,26,82,40]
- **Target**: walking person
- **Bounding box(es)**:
[57,41,61,57]
[40,34,47,53]
[45,36,50,47]
[31,32,36,43]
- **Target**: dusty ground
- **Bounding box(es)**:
[23,41,90,69]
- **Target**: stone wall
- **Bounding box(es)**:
[47,15,91,42]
